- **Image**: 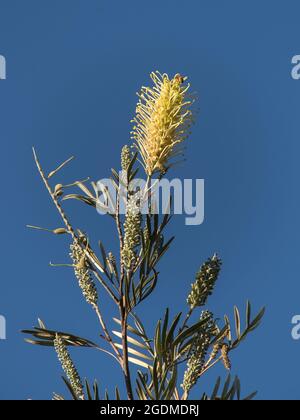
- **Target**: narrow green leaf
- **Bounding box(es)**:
[243,391,258,401]
[173,315,211,347]
[154,320,162,357]
[128,357,150,369]
[136,380,147,400]
[246,300,251,328]
[234,306,241,339]
[111,168,120,183]
[93,381,100,401]
[98,241,107,271]
[112,318,145,338]
[37,319,46,330]
[235,377,241,401]
[248,307,265,332]
[152,358,159,399]
[112,331,149,351]
[76,182,95,199]
[211,377,221,400]
[137,372,154,400]
[127,152,138,176]
[162,309,169,351]
[224,315,232,344]
[114,343,152,360]
[62,194,96,207]
[221,374,231,400]
[115,386,121,400]
[166,313,182,347]
[85,379,93,400]
[162,368,178,400]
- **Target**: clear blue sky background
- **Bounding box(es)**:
[0,0,299,400]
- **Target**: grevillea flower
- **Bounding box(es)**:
[221,344,231,371]
[121,195,142,270]
[181,311,216,394]
[131,71,194,176]
[187,255,222,309]
[54,334,84,400]
[70,240,98,307]
[121,145,132,172]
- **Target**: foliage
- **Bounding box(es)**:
[23,71,264,400]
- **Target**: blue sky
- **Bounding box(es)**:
[0,0,300,400]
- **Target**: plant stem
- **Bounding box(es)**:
[120,307,134,400]
[200,355,223,377]
[180,309,193,333]
[93,270,119,304]
[93,304,122,362]
[113,168,134,399]
[33,148,104,274]
[32,147,77,241]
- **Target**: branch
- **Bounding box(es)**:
[93,271,119,305]
[120,308,134,400]
[92,304,122,363]
[32,147,106,276]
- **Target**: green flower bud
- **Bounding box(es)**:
[54,334,84,400]
[122,195,142,270]
[70,241,98,306]
[187,255,222,309]
[181,311,216,394]
[121,145,132,172]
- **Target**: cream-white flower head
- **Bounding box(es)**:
[131,71,194,176]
